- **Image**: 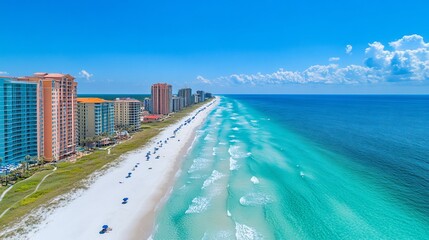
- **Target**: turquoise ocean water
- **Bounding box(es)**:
[152,95,429,239]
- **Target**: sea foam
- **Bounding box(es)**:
[239,193,273,206]
[188,157,210,173]
[250,176,260,184]
[229,157,239,170]
[185,196,210,214]
[212,147,218,156]
[202,231,233,240]
[235,222,263,240]
[204,134,215,142]
[202,170,224,189]
[228,145,248,158]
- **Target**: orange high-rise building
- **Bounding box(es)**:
[23,73,78,161]
[151,83,172,115]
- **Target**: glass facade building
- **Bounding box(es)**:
[178,88,192,107]
[0,78,38,165]
[99,102,115,135]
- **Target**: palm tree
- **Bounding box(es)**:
[126,125,137,133]
[82,137,94,148]
[24,155,31,172]
[0,157,11,186]
[38,156,45,166]
[85,136,97,148]
[81,138,88,147]
[20,160,25,174]
[31,156,38,168]
[0,157,3,185]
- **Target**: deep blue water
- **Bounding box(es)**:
[227,95,429,216]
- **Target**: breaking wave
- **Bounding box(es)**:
[235,222,263,240]
[202,170,225,189]
[250,176,260,184]
[239,193,273,206]
[185,196,210,214]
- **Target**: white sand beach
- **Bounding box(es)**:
[22,98,218,240]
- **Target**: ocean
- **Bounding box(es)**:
[151,95,429,239]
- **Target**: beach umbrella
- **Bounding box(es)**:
[102,225,108,229]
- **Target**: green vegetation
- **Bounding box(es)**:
[0,101,209,232]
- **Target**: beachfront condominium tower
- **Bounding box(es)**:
[192,94,199,104]
[151,83,172,115]
[172,96,185,112]
[178,88,192,107]
[77,98,115,145]
[196,90,206,102]
[0,77,38,166]
[23,73,78,162]
[114,98,141,130]
[143,98,153,113]
[205,92,213,99]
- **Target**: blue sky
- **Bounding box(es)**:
[1,0,429,94]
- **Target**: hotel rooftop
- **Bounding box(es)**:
[77,98,111,103]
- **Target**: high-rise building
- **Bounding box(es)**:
[0,77,38,165]
[192,94,199,104]
[77,98,115,145]
[143,98,153,113]
[23,73,78,161]
[205,92,213,99]
[172,96,185,112]
[151,83,172,115]
[179,96,185,109]
[114,98,141,129]
[178,88,192,107]
[196,90,206,102]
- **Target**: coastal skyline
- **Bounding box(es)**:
[1,1,428,238]
[1,0,429,94]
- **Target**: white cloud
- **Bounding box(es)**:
[365,35,429,81]
[78,70,94,81]
[0,71,8,75]
[346,44,353,54]
[196,75,212,84]
[389,34,429,51]
[214,64,378,85]
[198,34,429,86]
[329,57,340,62]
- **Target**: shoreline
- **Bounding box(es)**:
[130,109,204,239]
[23,97,218,240]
